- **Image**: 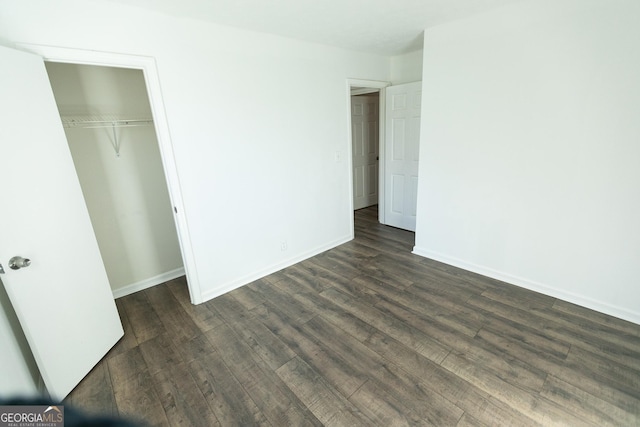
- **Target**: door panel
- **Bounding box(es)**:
[392,175,405,213]
[351,95,379,210]
[0,45,123,398]
[384,82,422,231]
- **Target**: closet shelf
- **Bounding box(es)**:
[61,114,153,129]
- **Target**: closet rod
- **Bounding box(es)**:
[61,118,154,129]
[61,117,154,157]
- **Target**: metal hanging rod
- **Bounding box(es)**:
[60,115,154,157]
[61,116,153,129]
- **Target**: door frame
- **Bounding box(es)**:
[16,43,202,304]
[346,79,390,230]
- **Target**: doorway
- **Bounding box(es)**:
[351,91,380,211]
[347,79,389,231]
[347,79,422,234]
[19,43,201,304]
[45,62,184,298]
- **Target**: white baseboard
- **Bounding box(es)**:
[200,234,353,303]
[412,246,640,326]
[112,267,186,299]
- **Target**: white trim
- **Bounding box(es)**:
[200,235,352,303]
[346,78,390,228]
[15,43,203,304]
[345,80,356,237]
[112,268,186,299]
[412,246,640,326]
[351,87,380,96]
[348,79,389,89]
[378,88,387,225]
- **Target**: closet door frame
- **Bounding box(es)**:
[17,43,202,304]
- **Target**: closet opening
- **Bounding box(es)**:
[45,62,187,299]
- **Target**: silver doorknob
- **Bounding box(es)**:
[9,256,31,270]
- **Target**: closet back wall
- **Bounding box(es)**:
[46,63,183,295]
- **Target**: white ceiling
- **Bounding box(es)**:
[104,0,522,56]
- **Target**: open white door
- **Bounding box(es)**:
[0,45,123,398]
[351,95,379,210]
[383,82,422,231]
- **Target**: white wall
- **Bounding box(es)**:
[390,49,423,84]
[45,63,183,295]
[415,0,640,324]
[0,0,390,301]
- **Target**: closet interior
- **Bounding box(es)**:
[45,62,184,297]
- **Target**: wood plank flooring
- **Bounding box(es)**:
[65,205,640,426]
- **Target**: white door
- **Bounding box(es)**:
[351,95,379,210]
[0,45,123,398]
[383,82,422,231]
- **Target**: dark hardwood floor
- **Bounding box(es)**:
[66,205,640,426]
